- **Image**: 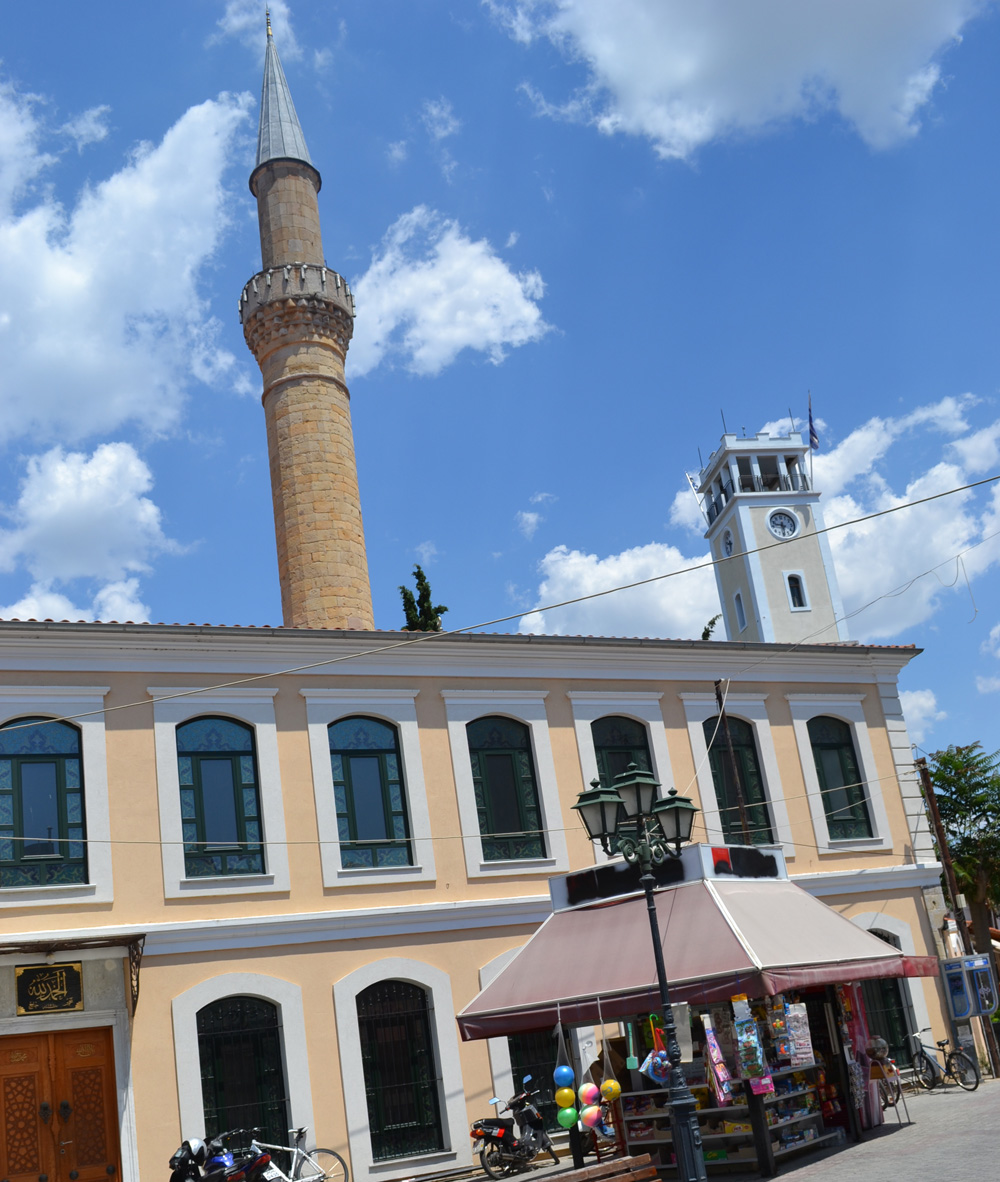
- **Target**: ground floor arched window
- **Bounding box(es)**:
[860,931,914,1065]
[197,996,290,1145]
[357,980,444,1161]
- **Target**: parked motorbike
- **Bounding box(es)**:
[169,1130,272,1182]
[470,1075,560,1177]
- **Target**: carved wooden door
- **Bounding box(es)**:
[0,1028,120,1182]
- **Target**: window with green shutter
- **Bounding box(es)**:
[0,716,87,887]
[807,715,873,840]
[329,717,413,868]
[176,717,265,877]
[467,716,545,861]
[702,716,775,844]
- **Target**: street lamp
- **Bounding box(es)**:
[572,764,707,1182]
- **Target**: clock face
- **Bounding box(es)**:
[723,530,734,556]
[768,510,798,539]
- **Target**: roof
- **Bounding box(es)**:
[457,876,939,1040]
[255,23,312,171]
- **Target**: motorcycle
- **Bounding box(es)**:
[169,1130,272,1182]
[470,1075,560,1177]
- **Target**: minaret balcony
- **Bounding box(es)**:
[239,263,355,325]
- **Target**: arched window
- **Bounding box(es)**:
[787,574,807,609]
[0,717,86,887]
[807,716,873,840]
[860,931,913,1066]
[467,717,545,861]
[591,716,652,785]
[702,716,774,844]
[177,717,264,877]
[329,717,412,868]
[357,981,444,1161]
[197,996,289,1147]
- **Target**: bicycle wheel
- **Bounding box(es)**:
[912,1050,937,1089]
[877,1076,899,1109]
[947,1050,980,1092]
[293,1148,349,1182]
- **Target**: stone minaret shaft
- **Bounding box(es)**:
[240,21,374,630]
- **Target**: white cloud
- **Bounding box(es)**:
[214,0,301,58]
[0,80,54,213]
[414,540,439,564]
[349,206,549,377]
[949,420,1000,475]
[422,98,462,140]
[387,140,408,165]
[519,541,718,638]
[59,105,111,152]
[0,443,179,585]
[0,81,251,446]
[899,688,947,745]
[0,578,150,624]
[516,510,542,539]
[506,230,520,248]
[530,491,557,504]
[492,0,982,158]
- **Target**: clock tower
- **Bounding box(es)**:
[697,432,849,644]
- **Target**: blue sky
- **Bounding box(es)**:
[1,1,1000,753]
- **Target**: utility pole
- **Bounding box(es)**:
[714,680,751,843]
[916,757,1000,1077]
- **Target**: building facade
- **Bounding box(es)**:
[0,623,947,1182]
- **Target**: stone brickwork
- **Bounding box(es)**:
[243,168,374,631]
[251,161,325,269]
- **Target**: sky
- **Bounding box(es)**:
[1,0,1000,754]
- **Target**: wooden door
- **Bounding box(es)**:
[0,1032,53,1182]
[0,1028,120,1182]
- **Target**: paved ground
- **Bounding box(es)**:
[713,1080,997,1180]
[497,1080,997,1182]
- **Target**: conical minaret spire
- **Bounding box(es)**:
[256,15,313,170]
[240,21,374,631]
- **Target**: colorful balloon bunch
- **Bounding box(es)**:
[554,1069,620,1131]
[553,1064,577,1128]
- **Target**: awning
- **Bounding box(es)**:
[457,877,938,1040]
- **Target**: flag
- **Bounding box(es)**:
[808,395,819,451]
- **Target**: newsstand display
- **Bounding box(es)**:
[609,986,864,1174]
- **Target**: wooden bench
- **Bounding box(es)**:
[551,1153,658,1182]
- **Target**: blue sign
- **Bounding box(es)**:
[941,955,997,1020]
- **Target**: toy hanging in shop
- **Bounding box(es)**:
[732,994,774,1095]
[578,1081,600,1107]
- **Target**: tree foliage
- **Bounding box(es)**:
[928,742,1000,957]
[399,565,448,632]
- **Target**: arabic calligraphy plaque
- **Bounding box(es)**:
[15,962,84,1014]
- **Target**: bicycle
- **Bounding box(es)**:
[874,1059,901,1110]
[908,1029,979,1092]
[250,1127,350,1182]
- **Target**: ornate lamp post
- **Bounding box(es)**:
[573,764,707,1182]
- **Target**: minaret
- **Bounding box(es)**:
[240,16,374,630]
[697,432,849,644]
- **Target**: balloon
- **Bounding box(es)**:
[578,1083,600,1107]
[555,1087,577,1109]
[553,1065,575,1088]
[556,1106,579,1129]
[600,1079,622,1102]
[580,1105,602,1128]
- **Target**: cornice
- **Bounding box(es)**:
[0,623,921,685]
[791,861,942,898]
[0,896,553,959]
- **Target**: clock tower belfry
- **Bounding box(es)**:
[697,432,849,644]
